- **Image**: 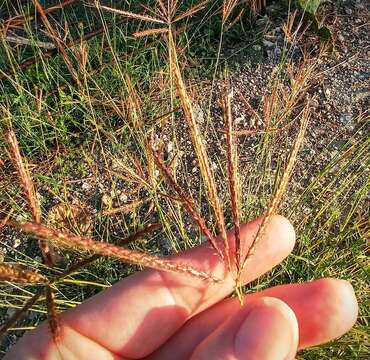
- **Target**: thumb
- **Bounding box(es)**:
[191,297,299,360]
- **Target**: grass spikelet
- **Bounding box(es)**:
[239,105,310,276]
[168,31,230,269]
[222,0,239,24]
[93,1,165,25]
[155,0,168,20]
[0,263,47,284]
[59,223,162,278]
[133,27,168,38]
[6,131,40,223]
[5,130,53,266]
[223,90,241,273]
[151,148,224,261]
[15,222,222,283]
[173,0,209,23]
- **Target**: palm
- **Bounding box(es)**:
[6,216,357,360]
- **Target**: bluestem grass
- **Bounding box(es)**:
[5,130,53,266]
[151,147,225,261]
[237,104,310,285]
[14,222,222,283]
[0,263,47,284]
[223,90,241,274]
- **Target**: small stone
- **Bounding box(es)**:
[339,113,353,125]
[13,238,21,249]
[325,88,331,96]
[6,308,16,317]
[166,141,173,153]
[119,193,128,202]
[337,33,344,42]
[235,115,245,125]
[355,89,370,102]
[101,194,112,207]
[193,104,204,124]
[263,40,274,48]
[111,158,122,171]
[14,213,27,222]
[82,182,91,191]
[192,167,198,174]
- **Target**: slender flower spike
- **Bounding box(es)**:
[6,130,53,266]
[168,31,231,270]
[223,90,241,273]
[239,106,310,279]
[15,222,222,283]
[0,263,47,284]
[151,148,225,262]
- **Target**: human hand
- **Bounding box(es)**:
[5,215,358,359]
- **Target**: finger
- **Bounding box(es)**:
[152,278,358,359]
[190,297,299,360]
[7,215,295,359]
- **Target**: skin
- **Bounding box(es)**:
[5,215,358,360]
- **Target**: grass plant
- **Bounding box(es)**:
[0,0,368,358]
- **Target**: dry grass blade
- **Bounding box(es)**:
[239,105,310,275]
[225,8,245,31]
[151,148,224,261]
[155,0,168,20]
[173,0,209,23]
[125,73,143,128]
[45,286,61,344]
[223,90,241,272]
[0,291,42,338]
[0,263,47,284]
[133,27,168,38]
[168,31,230,269]
[16,222,222,283]
[237,90,263,124]
[4,33,55,49]
[94,1,165,25]
[32,0,79,84]
[222,0,239,24]
[250,0,266,14]
[59,223,162,278]
[1,0,78,33]
[0,208,15,229]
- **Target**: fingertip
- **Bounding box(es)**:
[191,296,299,360]
[269,215,296,253]
[320,278,358,329]
[235,297,299,360]
[298,278,359,348]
